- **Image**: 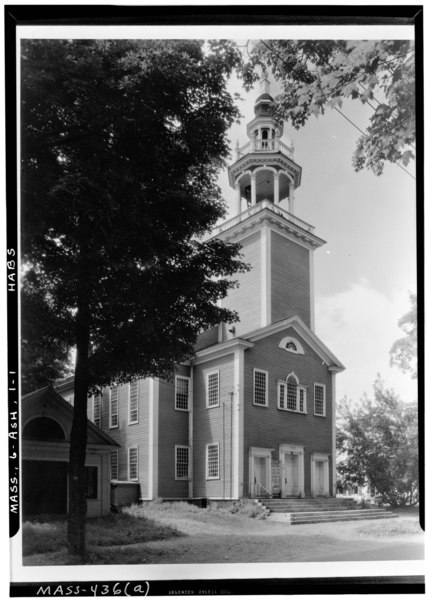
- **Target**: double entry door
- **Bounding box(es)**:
[280,444,304,497]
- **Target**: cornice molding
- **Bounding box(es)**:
[214,208,325,250]
[192,338,254,365]
[228,153,302,188]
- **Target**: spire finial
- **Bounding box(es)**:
[260,68,270,95]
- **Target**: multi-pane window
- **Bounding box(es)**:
[286,376,298,410]
[129,380,138,424]
[314,384,326,416]
[206,443,220,479]
[206,371,220,408]
[253,369,268,406]
[175,445,189,480]
[128,446,138,481]
[278,374,306,413]
[175,376,190,411]
[93,395,101,427]
[299,387,306,412]
[110,387,118,428]
[110,450,118,480]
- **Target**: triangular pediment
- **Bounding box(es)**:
[22,386,119,447]
[243,316,345,372]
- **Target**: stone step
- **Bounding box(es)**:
[262,498,357,505]
[267,505,363,513]
[290,509,388,518]
[267,509,397,524]
[290,512,398,525]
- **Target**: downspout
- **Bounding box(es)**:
[230,392,233,499]
[189,366,194,499]
[222,400,226,499]
[329,368,338,497]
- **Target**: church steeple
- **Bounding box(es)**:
[208,76,326,337]
[228,73,301,216]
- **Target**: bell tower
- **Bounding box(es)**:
[228,71,301,216]
[211,73,326,339]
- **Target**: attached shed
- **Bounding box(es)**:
[22,386,119,518]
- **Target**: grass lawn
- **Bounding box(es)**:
[22,501,424,565]
[22,511,182,558]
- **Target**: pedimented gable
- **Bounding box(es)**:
[244,315,345,372]
[22,386,119,447]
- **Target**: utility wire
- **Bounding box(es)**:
[259,40,416,181]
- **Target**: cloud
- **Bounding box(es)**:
[315,280,417,404]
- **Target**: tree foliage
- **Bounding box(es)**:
[250,40,415,175]
[390,293,417,379]
[21,38,247,554]
[337,378,418,506]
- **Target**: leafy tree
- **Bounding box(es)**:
[390,293,417,379]
[21,271,74,393]
[21,39,247,556]
[337,378,418,506]
[250,40,415,175]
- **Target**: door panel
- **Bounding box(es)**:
[291,454,299,495]
[314,460,326,496]
[254,456,267,495]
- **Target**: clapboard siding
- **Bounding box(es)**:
[243,330,332,495]
[157,364,191,498]
[192,355,234,498]
[100,379,150,497]
[221,231,261,336]
[271,231,311,327]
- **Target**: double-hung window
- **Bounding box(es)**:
[110,449,118,480]
[128,446,138,481]
[175,445,189,480]
[110,387,118,428]
[175,376,190,411]
[278,374,306,413]
[206,371,220,408]
[314,383,326,416]
[253,369,268,406]
[129,380,138,424]
[206,443,220,479]
[93,395,101,427]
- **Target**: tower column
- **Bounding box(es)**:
[289,181,295,214]
[274,173,279,205]
[233,183,241,216]
[250,173,256,206]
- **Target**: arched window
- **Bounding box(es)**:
[279,336,304,354]
[278,374,307,414]
[23,417,65,441]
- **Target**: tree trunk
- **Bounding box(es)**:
[67,307,90,557]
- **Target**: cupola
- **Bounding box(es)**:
[228,71,302,217]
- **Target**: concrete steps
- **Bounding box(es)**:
[256,498,397,525]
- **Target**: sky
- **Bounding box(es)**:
[217,52,417,406]
[8,23,418,410]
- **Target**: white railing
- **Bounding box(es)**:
[237,139,294,159]
[212,199,315,236]
[254,482,272,498]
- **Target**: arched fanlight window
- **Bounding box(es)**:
[279,336,304,354]
[278,373,307,414]
[23,417,66,441]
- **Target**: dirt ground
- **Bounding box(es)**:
[24,508,424,565]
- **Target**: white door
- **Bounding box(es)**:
[284,453,299,496]
[254,456,267,495]
[314,460,325,495]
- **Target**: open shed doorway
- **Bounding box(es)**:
[23,460,68,516]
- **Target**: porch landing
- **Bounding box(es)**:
[255,497,398,525]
